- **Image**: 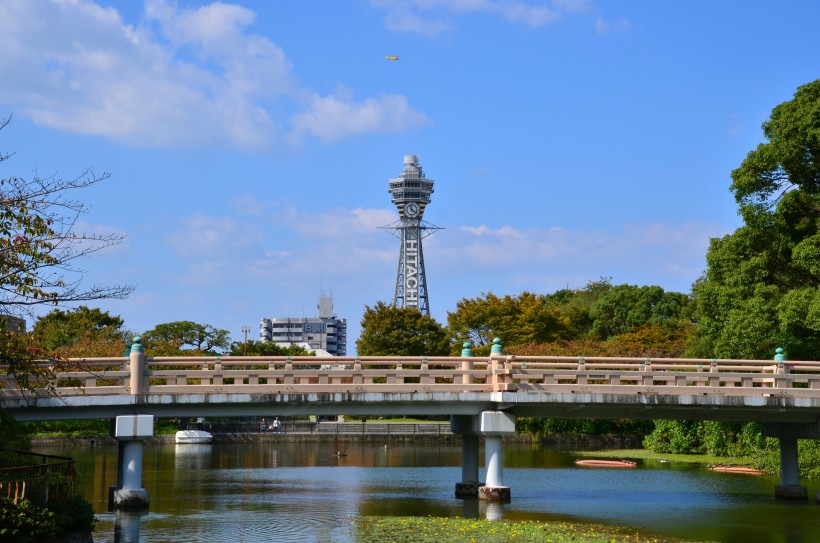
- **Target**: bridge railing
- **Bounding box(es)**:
[2,351,820,399]
[142,355,498,394]
[505,355,820,395]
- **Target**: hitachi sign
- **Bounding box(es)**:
[405,239,419,306]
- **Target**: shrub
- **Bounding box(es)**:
[642,420,704,454]
[0,498,57,543]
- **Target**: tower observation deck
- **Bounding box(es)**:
[382,155,442,315]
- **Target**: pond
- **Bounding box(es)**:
[38,441,820,543]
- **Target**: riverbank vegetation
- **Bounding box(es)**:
[351,516,705,543]
[0,495,96,543]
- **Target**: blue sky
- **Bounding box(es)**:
[1,0,818,351]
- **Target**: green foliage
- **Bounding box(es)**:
[447,280,692,355]
[693,80,820,360]
[142,320,231,355]
[512,324,691,358]
[605,324,692,357]
[32,306,129,357]
[0,495,95,543]
[0,411,29,450]
[356,302,451,356]
[21,419,109,436]
[446,291,575,352]
[642,420,704,454]
[229,339,310,356]
[0,498,56,543]
[589,285,690,340]
[0,327,62,395]
[516,417,652,437]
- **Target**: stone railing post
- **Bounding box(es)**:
[420,356,430,385]
[708,358,719,387]
[353,356,363,385]
[488,338,503,390]
[488,338,515,392]
[774,347,789,388]
[577,356,587,385]
[129,337,145,394]
[642,357,653,386]
[461,342,473,386]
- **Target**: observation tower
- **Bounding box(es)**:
[382,155,442,315]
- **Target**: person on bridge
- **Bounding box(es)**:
[272,417,281,434]
[260,418,267,433]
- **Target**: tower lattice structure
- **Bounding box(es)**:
[382,155,442,315]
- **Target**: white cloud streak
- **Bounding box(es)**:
[370,0,591,36]
[594,16,631,35]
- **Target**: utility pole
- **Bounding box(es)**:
[241,325,250,356]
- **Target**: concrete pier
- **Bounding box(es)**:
[477,411,515,501]
[112,415,153,509]
[451,415,482,497]
[764,421,817,500]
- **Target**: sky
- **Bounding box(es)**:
[1,0,819,353]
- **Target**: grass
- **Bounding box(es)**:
[350,516,711,543]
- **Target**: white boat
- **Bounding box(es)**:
[175,429,213,444]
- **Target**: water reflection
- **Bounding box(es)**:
[113,511,145,543]
[36,442,820,543]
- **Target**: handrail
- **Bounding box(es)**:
[2,353,819,399]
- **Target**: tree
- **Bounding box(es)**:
[0,116,133,318]
[693,80,820,359]
[142,321,231,355]
[32,306,128,356]
[589,285,690,340]
[356,302,451,356]
[446,291,573,352]
[229,339,310,357]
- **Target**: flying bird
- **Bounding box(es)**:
[386,55,399,61]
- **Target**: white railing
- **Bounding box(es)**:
[3,352,820,400]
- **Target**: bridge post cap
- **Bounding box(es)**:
[774,347,785,362]
[490,338,503,355]
[461,342,473,357]
[130,337,144,354]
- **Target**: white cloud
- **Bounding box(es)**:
[439,219,726,292]
[291,87,431,144]
[371,0,586,36]
[0,0,427,151]
[230,194,270,216]
[166,213,262,258]
[594,16,631,35]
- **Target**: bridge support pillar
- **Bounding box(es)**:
[451,415,482,497]
[764,422,818,500]
[112,415,153,510]
[477,411,515,502]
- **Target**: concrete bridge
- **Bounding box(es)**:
[3,338,820,507]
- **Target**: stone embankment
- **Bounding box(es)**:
[30,430,643,449]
